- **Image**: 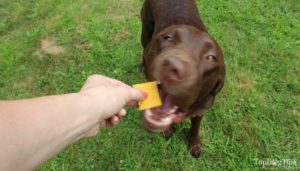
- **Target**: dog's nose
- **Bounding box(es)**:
[161,58,186,82]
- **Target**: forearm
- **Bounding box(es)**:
[0,93,98,170]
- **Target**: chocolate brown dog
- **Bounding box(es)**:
[140,0,225,158]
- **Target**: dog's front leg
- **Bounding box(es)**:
[188,116,203,158]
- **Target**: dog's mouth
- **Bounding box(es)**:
[142,82,186,132]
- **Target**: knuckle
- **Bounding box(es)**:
[88,74,100,80]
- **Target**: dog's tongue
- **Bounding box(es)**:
[152,95,173,114]
[142,86,186,132]
[142,94,178,132]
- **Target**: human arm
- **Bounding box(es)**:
[0,75,145,171]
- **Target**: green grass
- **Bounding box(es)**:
[1,0,299,170]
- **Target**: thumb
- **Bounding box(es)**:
[118,87,146,102]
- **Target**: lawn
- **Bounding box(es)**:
[0,0,299,170]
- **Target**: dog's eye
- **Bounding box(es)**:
[163,35,173,41]
[205,55,216,63]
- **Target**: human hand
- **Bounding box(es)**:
[79,75,145,137]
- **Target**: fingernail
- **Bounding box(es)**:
[143,92,148,98]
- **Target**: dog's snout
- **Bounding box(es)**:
[160,57,186,82]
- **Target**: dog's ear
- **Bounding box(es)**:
[188,66,225,117]
[141,37,160,79]
[141,0,155,49]
[211,65,225,96]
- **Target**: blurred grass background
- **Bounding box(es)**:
[0,0,299,170]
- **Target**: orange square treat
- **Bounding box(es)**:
[133,81,162,110]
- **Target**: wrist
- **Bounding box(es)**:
[66,93,102,141]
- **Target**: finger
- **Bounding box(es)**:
[128,88,147,101]
[127,100,139,107]
[117,108,127,117]
[117,87,146,102]
[107,116,120,126]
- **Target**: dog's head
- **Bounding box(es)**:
[142,25,225,132]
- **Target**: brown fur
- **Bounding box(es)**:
[141,0,225,157]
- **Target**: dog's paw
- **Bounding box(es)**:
[188,137,201,158]
[188,144,201,158]
[162,126,175,139]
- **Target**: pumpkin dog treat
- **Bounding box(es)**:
[133,81,162,110]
